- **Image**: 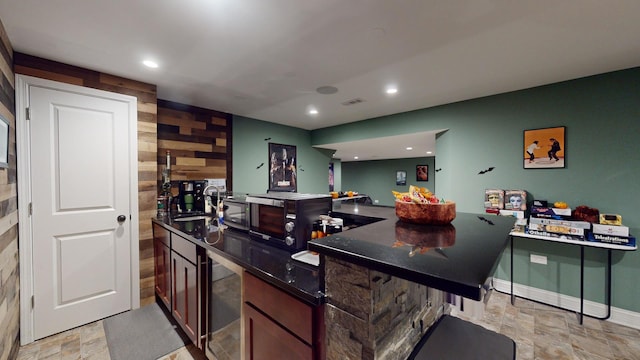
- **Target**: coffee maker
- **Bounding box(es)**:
[177,180,208,213]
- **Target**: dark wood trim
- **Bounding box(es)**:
[14,52,101,83]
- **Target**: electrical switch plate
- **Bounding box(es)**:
[530,254,547,265]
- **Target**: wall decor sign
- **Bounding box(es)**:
[268,143,297,192]
[416,165,428,182]
[0,114,8,168]
[396,170,407,186]
[523,126,566,169]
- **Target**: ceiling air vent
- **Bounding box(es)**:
[341,98,366,106]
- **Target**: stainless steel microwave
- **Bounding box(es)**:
[245,193,332,251]
[223,196,249,231]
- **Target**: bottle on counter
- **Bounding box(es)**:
[205,196,212,214]
[157,196,167,218]
[217,200,224,225]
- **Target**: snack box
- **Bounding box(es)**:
[527,223,585,237]
[592,223,629,237]
[484,189,504,209]
[511,218,527,233]
[599,214,622,226]
[504,190,527,211]
[586,232,636,247]
[530,206,572,219]
[499,210,525,218]
[529,216,591,229]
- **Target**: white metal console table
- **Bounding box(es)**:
[509,231,637,324]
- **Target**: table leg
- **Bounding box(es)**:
[605,249,612,320]
[511,236,515,305]
[580,245,584,325]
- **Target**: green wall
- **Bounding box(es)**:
[341,157,436,206]
[232,115,333,194]
[310,67,640,313]
[330,159,342,193]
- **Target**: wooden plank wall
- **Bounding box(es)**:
[0,18,19,360]
[157,99,232,190]
[13,53,160,306]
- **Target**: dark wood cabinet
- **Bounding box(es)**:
[153,221,325,359]
[171,249,199,343]
[152,224,206,349]
[244,302,313,360]
[171,233,205,347]
[244,272,324,360]
[153,224,171,308]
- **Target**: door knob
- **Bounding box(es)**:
[117,215,127,223]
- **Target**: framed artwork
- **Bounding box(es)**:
[396,170,407,186]
[268,143,297,192]
[523,126,565,169]
[328,162,334,191]
[0,115,8,168]
[416,165,428,181]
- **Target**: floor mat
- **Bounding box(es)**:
[103,302,189,360]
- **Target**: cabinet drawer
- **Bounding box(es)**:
[171,233,198,264]
[244,272,313,344]
[244,302,312,360]
[153,223,170,247]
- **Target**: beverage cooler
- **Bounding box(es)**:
[205,250,243,360]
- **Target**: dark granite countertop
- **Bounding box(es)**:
[152,216,323,305]
[309,204,516,300]
[153,203,515,304]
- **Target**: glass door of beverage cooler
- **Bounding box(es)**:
[206,250,242,360]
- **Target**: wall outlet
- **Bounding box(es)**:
[374,199,379,204]
[530,254,547,265]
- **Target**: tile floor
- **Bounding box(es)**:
[451,291,640,360]
[16,291,640,359]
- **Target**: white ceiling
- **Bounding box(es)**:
[2,0,640,161]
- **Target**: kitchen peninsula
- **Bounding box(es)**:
[310,204,516,359]
[152,202,515,360]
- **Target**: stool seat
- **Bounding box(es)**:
[409,315,516,360]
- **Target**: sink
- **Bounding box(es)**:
[173,215,211,222]
[334,213,385,230]
[171,212,213,222]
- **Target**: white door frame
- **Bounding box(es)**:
[16,74,140,345]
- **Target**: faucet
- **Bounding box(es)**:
[203,184,226,243]
[203,184,223,214]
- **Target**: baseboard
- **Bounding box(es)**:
[492,278,640,330]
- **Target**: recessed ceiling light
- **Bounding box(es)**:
[386,87,398,95]
[426,151,433,154]
[406,147,413,151]
[354,156,359,160]
[143,60,159,68]
[308,108,318,115]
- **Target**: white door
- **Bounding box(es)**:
[28,82,134,340]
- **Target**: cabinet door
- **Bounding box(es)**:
[244,272,313,343]
[244,303,313,360]
[172,252,199,344]
[153,239,171,308]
